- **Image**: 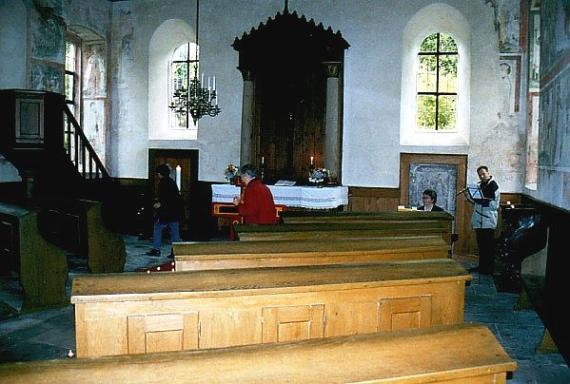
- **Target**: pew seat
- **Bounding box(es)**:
[173,235,448,271]
[0,323,516,384]
[71,259,470,358]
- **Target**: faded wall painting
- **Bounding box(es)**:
[525,94,540,189]
[83,44,106,97]
[31,12,64,62]
[408,163,457,214]
[489,0,522,52]
[31,60,63,92]
[499,55,521,114]
[83,100,106,166]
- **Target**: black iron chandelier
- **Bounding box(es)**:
[169,0,220,125]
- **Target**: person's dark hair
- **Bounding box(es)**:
[239,164,257,178]
[156,163,171,176]
[422,189,437,203]
[476,165,489,173]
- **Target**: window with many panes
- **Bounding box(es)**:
[416,33,458,131]
[170,42,199,129]
[64,37,81,118]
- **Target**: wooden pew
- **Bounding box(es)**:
[0,203,68,311]
[282,210,454,225]
[0,324,516,384]
[235,221,452,244]
[173,235,448,271]
[71,259,470,358]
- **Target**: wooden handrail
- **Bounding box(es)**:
[63,105,109,179]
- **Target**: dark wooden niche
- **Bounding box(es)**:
[233,7,349,182]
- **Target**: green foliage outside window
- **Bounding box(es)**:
[416,33,458,131]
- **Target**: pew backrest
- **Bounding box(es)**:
[0,324,516,384]
[174,235,448,271]
[71,259,470,358]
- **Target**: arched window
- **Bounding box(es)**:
[416,33,458,131]
[170,42,199,129]
[400,3,470,147]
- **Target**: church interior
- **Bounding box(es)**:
[1,0,570,382]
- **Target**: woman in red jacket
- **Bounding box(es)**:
[232,164,277,224]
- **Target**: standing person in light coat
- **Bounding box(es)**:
[468,165,500,275]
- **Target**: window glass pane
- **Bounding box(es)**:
[417,95,436,130]
[65,73,74,101]
[417,55,437,92]
[437,95,457,131]
[419,34,437,53]
[172,62,188,90]
[67,103,75,117]
[439,34,457,52]
[172,43,188,61]
[189,42,199,61]
[438,54,458,92]
[65,42,76,72]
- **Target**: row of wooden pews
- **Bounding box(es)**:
[1,210,517,383]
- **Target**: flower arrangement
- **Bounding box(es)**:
[308,168,330,184]
[224,163,239,183]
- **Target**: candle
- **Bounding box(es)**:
[213,75,216,90]
[175,165,182,191]
[208,76,211,89]
[310,156,314,166]
[201,72,204,85]
[506,201,511,205]
[261,156,265,165]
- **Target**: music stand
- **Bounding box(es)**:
[466,186,489,204]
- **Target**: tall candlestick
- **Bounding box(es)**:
[175,165,182,191]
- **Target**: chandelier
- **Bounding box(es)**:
[169,0,220,125]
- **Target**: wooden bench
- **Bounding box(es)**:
[0,203,67,310]
[282,210,454,225]
[71,259,470,358]
[173,235,448,271]
[235,221,452,244]
[0,323,516,383]
[39,199,126,273]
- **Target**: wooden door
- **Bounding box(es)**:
[148,149,198,239]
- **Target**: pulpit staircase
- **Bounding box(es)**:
[0,89,119,253]
[0,89,109,202]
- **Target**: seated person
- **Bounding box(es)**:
[232,164,278,224]
[418,189,444,212]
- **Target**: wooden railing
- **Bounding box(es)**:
[63,106,109,179]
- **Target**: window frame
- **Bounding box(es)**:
[64,34,82,119]
[416,32,458,132]
[170,42,199,130]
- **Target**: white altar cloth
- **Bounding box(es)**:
[211,184,349,209]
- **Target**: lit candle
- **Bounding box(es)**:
[176,165,182,191]
[310,156,314,166]
[261,156,265,165]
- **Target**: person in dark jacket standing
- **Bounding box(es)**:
[468,165,500,274]
[147,164,182,257]
[232,164,277,225]
[418,189,445,212]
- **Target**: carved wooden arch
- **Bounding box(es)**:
[233,7,349,182]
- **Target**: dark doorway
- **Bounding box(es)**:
[148,149,198,239]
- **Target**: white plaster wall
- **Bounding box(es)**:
[0,0,27,89]
[108,0,524,189]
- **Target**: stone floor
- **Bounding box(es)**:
[0,236,569,383]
